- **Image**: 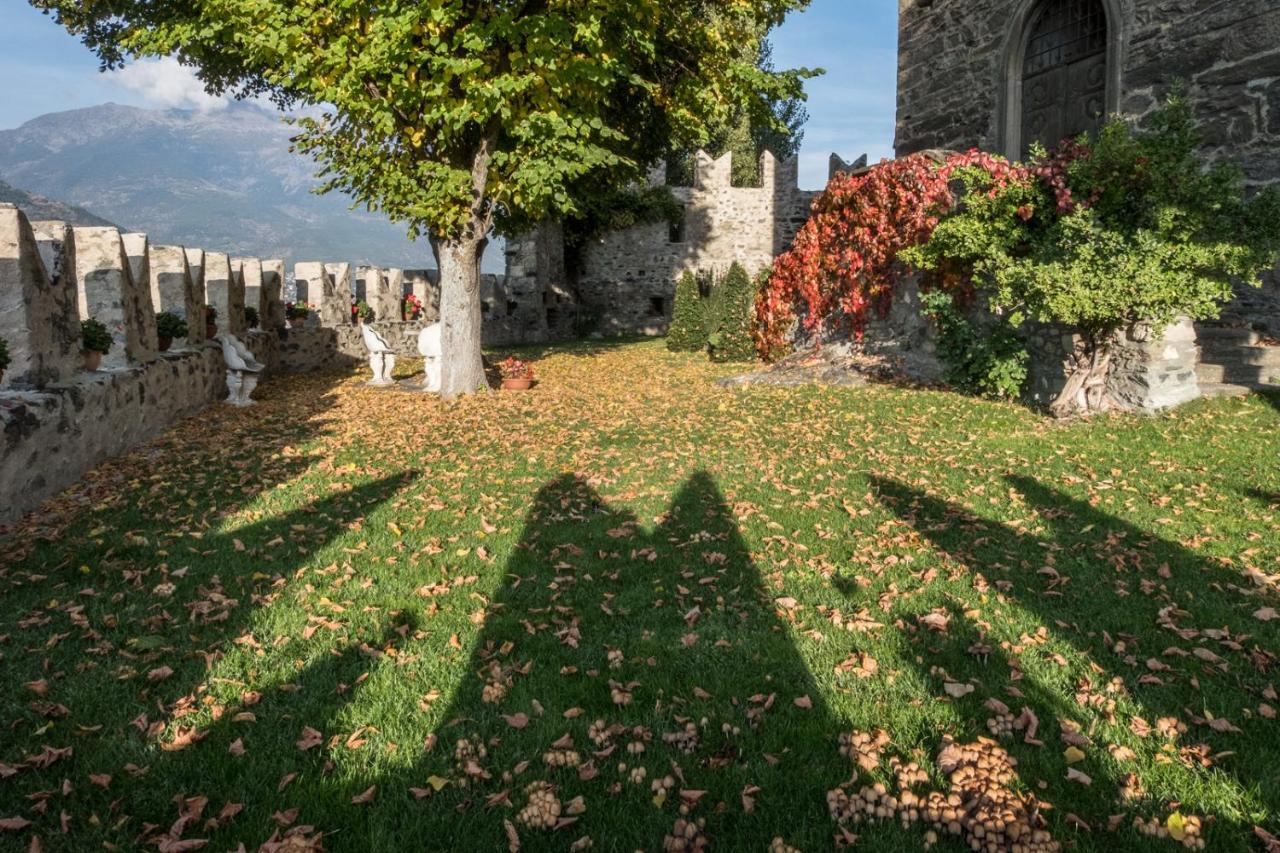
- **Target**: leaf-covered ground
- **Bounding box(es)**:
[1,339,1278,852]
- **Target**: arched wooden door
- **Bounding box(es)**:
[1020,0,1109,157]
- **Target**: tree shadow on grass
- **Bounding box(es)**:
[332,472,852,851]
[870,474,1280,850]
[0,468,420,850]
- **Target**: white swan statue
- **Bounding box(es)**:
[218,334,265,407]
[361,322,397,386]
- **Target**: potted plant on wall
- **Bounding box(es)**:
[286,302,312,328]
[0,336,9,385]
[81,318,112,371]
[205,305,218,339]
[155,311,188,352]
[355,301,375,325]
[245,306,260,330]
[498,357,535,391]
[402,293,423,321]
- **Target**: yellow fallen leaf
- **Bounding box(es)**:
[1064,746,1086,764]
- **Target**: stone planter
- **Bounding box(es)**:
[501,377,534,391]
[84,350,103,372]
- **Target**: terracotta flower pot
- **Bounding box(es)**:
[84,350,103,372]
[501,377,534,391]
[289,318,306,329]
[206,323,218,339]
[158,336,173,352]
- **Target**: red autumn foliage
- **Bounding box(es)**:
[753,150,1026,361]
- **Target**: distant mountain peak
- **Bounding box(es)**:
[0,102,503,271]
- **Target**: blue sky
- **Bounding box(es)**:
[0,0,898,190]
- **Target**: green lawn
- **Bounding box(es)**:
[1,339,1278,852]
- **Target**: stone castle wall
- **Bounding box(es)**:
[895,0,1280,188]
[574,151,822,337]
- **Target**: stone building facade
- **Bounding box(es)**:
[574,151,823,336]
[894,0,1280,187]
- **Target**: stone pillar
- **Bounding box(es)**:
[121,233,159,358]
[205,251,247,338]
[1108,317,1201,413]
[262,259,286,330]
[239,258,264,328]
[1,205,80,388]
[362,265,399,322]
[150,246,203,347]
[183,248,208,345]
[73,226,156,368]
[325,262,353,326]
[386,268,406,319]
[295,261,348,327]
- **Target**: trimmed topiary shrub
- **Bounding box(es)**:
[707,263,757,363]
[666,270,706,352]
[155,311,188,341]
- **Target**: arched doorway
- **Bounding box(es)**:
[1001,0,1121,159]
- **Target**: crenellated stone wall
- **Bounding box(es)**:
[1,203,289,525]
[573,151,827,337]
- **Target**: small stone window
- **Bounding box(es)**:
[669,212,686,244]
[649,296,667,317]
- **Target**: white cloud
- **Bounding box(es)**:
[107,57,227,111]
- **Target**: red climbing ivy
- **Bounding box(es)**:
[754,150,1023,361]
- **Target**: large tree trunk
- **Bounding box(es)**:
[435,237,488,400]
[432,124,499,400]
[1050,331,1118,418]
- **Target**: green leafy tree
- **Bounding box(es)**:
[35,0,813,397]
[905,98,1280,415]
[666,270,706,353]
[707,263,758,363]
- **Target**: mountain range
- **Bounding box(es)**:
[0,102,503,272]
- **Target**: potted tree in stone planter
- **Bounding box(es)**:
[81,318,112,371]
[155,311,188,352]
[355,301,375,325]
[0,336,9,385]
[286,302,312,328]
[498,357,535,391]
[205,305,218,339]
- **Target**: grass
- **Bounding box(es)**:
[1,339,1278,852]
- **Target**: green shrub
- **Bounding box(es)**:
[155,311,188,340]
[81,319,112,354]
[356,301,375,322]
[666,270,706,352]
[920,289,1027,400]
[904,96,1280,414]
[707,263,758,363]
[0,337,9,373]
[244,306,260,328]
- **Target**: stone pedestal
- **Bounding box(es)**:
[1,206,81,387]
[1108,317,1201,412]
[73,226,156,368]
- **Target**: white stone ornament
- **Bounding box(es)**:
[417,323,442,393]
[218,334,264,407]
[361,322,397,386]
